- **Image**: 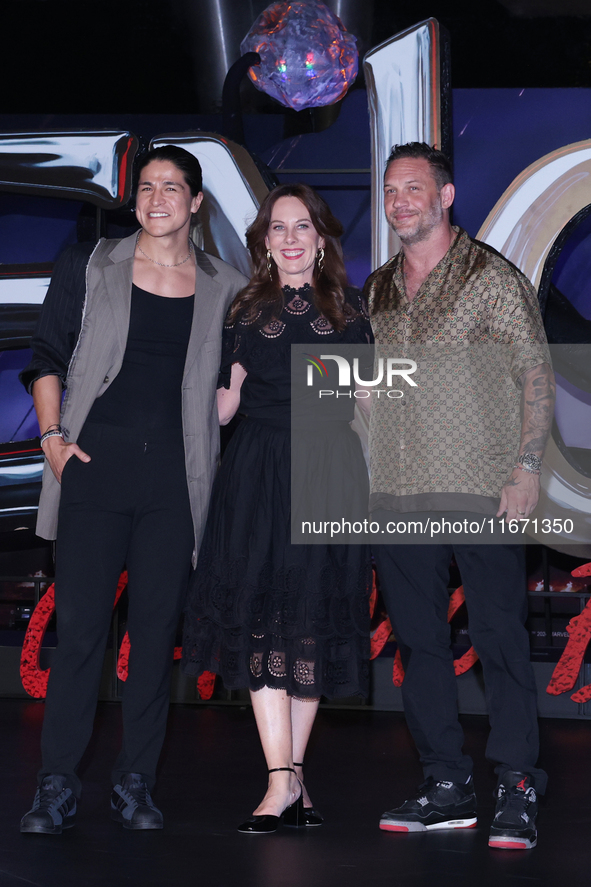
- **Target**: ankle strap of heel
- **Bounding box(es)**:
[293,762,303,768]
[268,767,296,774]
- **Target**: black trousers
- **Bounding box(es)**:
[39,422,194,797]
[372,525,547,793]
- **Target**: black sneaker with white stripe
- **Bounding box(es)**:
[488,771,537,850]
[380,777,477,832]
[20,775,76,834]
[111,773,163,830]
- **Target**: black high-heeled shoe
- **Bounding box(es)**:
[237,767,305,834]
[290,762,324,827]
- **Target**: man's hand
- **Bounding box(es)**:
[42,435,90,483]
[497,467,540,522]
[32,375,90,482]
[496,362,554,522]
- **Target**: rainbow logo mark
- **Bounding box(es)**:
[304,354,328,386]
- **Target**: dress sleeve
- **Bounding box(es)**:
[217,318,252,388]
[19,242,94,393]
[344,286,374,345]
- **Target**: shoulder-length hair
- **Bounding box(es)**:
[227,183,353,331]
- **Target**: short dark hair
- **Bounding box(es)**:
[385,143,452,191]
[136,145,203,197]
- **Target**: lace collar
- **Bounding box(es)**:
[283,282,313,316]
[282,282,313,298]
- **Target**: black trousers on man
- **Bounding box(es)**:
[39,422,194,797]
[372,531,547,793]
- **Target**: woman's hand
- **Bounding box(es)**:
[217,363,247,425]
[355,383,372,419]
[42,435,91,483]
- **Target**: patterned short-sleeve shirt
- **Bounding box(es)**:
[365,227,550,514]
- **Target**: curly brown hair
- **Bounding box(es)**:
[227,183,354,331]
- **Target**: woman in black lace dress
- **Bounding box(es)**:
[183,184,372,833]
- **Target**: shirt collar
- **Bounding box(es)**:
[393,226,465,304]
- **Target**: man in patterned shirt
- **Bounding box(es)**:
[365,143,554,850]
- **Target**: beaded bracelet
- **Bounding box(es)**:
[40,429,64,447]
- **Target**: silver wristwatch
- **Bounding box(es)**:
[517,453,542,473]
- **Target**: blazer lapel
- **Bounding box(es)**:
[183,257,222,379]
[102,233,136,359]
[94,233,221,379]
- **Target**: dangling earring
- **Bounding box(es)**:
[316,247,325,274]
[266,249,273,281]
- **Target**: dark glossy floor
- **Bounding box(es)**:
[1,699,590,887]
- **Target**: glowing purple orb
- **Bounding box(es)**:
[241,1,358,112]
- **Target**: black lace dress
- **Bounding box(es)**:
[182,285,372,698]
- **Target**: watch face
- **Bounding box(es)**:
[519,453,542,471]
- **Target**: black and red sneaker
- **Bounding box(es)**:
[379,777,477,832]
[488,771,537,850]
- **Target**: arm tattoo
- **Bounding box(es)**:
[519,363,556,458]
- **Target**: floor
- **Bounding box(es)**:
[1,699,589,887]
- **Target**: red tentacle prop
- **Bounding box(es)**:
[20,569,218,700]
[20,584,56,698]
[571,562,591,577]
[370,584,479,687]
[546,563,591,702]
[116,641,183,682]
[20,572,129,698]
[196,671,217,700]
[547,597,591,701]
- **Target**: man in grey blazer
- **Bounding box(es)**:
[19,146,247,833]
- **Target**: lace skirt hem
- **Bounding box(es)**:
[182,625,370,699]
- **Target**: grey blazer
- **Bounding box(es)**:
[36,232,247,559]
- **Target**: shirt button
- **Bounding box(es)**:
[400,443,406,450]
[103,376,109,383]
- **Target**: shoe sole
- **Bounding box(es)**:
[380,817,477,833]
[111,811,163,830]
[488,834,537,850]
[237,826,279,834]
[238,819,307,833]
[20,820,75,835]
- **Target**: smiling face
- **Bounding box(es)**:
[383,157,454,246]
[264,195,324,288]
[135,159,203,240]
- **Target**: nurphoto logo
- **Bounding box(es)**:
[304,354,417,399]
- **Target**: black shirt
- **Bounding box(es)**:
[86,284,194,431]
